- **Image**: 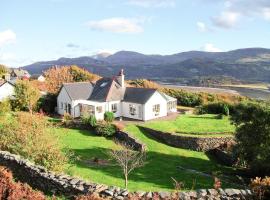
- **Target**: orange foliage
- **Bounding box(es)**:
[0,166,45,200]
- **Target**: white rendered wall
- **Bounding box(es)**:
[0,82,14,101]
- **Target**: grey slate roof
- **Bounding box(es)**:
[123,87,157,104]
[63,82,94,100]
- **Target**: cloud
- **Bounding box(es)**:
[212,11,240,29]
[66,43,80,48]
[127,0,175,8]
[85,17,144,34]
[211,0,270,29]
[202,43,222,52]
[0,30,16,47]
[196,21,208,32]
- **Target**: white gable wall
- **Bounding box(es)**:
[143,91,167,121]
[121,102,143,120]
[57,87,72,116]
[0,82,14,101]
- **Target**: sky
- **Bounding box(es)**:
[1,0,270,67]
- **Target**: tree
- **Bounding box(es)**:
[0,64,8,78]
[108,147,146,189]
[230,101,270,175]
[69,65,100,82]
[44,65,100,94]
[14,80,40,114]
[44,66,74,94]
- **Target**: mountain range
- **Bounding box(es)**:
[22,48,270,83]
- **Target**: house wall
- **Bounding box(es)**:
[0,82,14,101]
[143,91,168,121]
[57,87,72,116]
[73,100,106,120]
[121,102,143,120]
[106,101,121,118]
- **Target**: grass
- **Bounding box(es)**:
[53,125,240,192]
[144,114,235,137]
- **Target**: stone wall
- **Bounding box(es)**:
[0,150,254,199]
[139,126,234,152]
[114,131,146,151]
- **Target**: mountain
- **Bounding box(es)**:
[22,48,270,82]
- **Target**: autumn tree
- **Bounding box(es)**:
[0,64,8,78]
[70,65,100,82]
[108,147,146,189]
[14,80,40,114]
[44,66,74,94]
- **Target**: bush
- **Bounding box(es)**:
[0,166,46,200]
[0,112,68,171]
[62,113,73,127]
[89,115,97,127]
[37,93,57,114]
[196,102,231,115]
[231,102,270,175]
[250,177,270,200]
[104,111,114,122]
[0,99,11,114]
[95,121,116,137]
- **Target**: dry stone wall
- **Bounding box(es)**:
[0,151,254,200]
[138,126,234,151]
[114,131,146,151]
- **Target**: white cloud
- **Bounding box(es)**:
[127,0,175,8]
[212,11,240,29]
[196,21,208,32]
[202,43,222,52]
[262,8,270,20]
[0,30,16,47]
[0,53,15,61]
[211,0,270,29]
[85,18,144,34]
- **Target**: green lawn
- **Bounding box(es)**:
[144,114,235,137]
[54,126,240,191]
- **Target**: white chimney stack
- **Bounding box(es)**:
[117,69,125,88]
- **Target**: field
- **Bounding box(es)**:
[54,120,239,191]
[143,114,235,137]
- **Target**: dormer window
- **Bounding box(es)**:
[100,82,108,87]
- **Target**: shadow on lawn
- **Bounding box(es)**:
[69,127,239,190]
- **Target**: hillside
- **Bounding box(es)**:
[22,48,270,83]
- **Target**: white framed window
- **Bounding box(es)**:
[153,104,160,116]
[129,104,136,115]
[111,103,117,113]
[96,106,103,113]
[64,103,67,112]
[61,102,63,109]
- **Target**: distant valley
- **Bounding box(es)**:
[23,48,270,84]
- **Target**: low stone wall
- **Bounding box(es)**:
[139,126,234,151]
[114,131,146,151]
[0,150,254,199]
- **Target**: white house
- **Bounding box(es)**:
[57,70,177,121]
[0,81,15,101]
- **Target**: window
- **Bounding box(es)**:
[153,104,160,116]
[168,101,177,111]
[80,104,95,116]
[61,102,63,109]
[111,103,117,113]
[96,106,103,113]
[64,103,68,112]
[129,104,136,115]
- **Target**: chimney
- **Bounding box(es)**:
[116,69,125,88]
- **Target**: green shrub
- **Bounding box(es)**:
[196,102,231,115]
[95,121,116,137]
[0,99,11,114]
[37,93,57,114]
[88,115,97,127]
[104,111,114,122]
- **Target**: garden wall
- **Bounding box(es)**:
[139,126,234,151]
[114,131,146,151]
[0,150,254,199]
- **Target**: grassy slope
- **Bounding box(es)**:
[54,125,238,191]
[144,114,235,136]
